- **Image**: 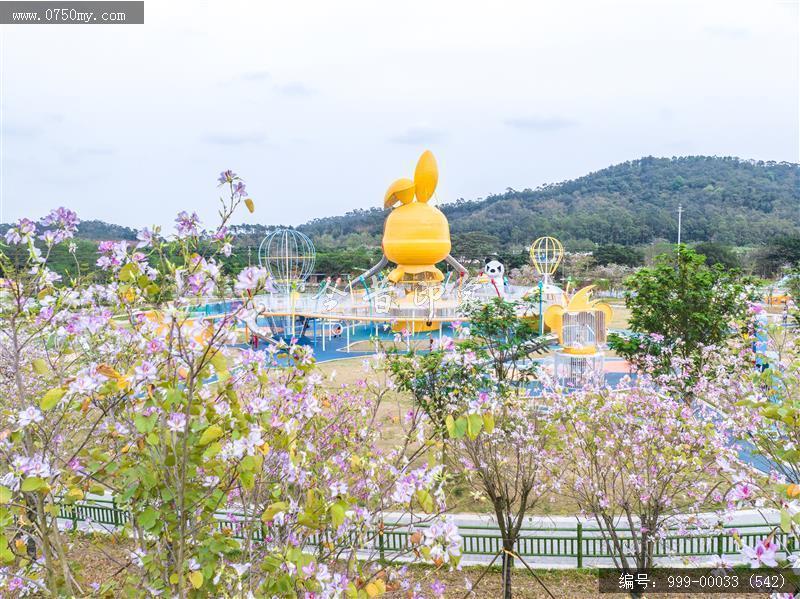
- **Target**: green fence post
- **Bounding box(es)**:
[716,532,724,557]
[378,522,386,564]
[576,523,583,568]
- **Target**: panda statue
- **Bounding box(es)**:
[484,258,506,298]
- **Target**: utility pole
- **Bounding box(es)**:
[677,204,684,245]
[247,246,252,267]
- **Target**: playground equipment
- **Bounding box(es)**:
[201,152,615,366]
[258,228,316,292]
[530,236,563,284]
[545,285,613,386]
[360,150,468,332]
[143,310,214,345]
[379,151,460,284]
[255,228,316,339]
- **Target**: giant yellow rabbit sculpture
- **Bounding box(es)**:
[364,151,466,284]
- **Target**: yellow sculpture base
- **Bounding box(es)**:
[561,346,598,356]
[391,319,440,334]
[387,265,444,284]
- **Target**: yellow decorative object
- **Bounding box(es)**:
[392,319,439,333]
[382,150,451,283]
[413,150,438,203]
[765,294,790,306]
[530,237,564,278]
[561,346,599,356]
[384,178,416,209]
[544,285,613,350]
[543,304,564,338]
[143,310,214,344]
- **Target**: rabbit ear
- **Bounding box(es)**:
[384,178,415,209]
[413,150,438,203]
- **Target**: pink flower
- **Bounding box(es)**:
[741,539,779,568]
[235,267,268,294]
[729,482,753,502]
[166,412,187,433]
[175,211,201,238]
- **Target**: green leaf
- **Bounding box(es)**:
[139,507,158,530]
[134,414,156,434]
[118,262,138,282]
[453,416,468,439]
[240,455,256,472]
[261,501,289,523]
[466,413,483,440]
[482,412,495,434]
[415,489,434,513]
[445,414,455,438]
[0,536,12,564]
[20,477,45,492]
[189,570,204,589]
[781,508,792,533]
[198,425,223,446]
[330,503,346,527]
[0,487,12,504]
[202,442,221,460]
[31,358,49,375]
[40,387,66,411]
[209,352,227,373]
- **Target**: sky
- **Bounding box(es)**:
[0,0,797,231]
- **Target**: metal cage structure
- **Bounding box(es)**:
[258,229,316,292]
[562,310,607,346]
[554,352,605,388]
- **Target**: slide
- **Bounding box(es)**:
[240,311,279,346]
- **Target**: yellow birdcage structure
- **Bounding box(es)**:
[530,236,564,282]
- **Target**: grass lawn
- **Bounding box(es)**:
[314,357,588,515]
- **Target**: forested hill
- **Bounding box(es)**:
[0,219,138,241]
[299,156,799,250]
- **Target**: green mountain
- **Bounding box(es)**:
[0,219,137,241]
[299,156,799,252]
[3,156,796,268]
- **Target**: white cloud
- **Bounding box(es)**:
[0,0,796,228]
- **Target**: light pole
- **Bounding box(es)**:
[538,279,544,336]
[677,204,684,245]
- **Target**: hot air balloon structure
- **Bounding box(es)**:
[544,285,613,386]
[530,236,563,280]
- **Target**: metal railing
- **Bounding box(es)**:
[57,499,784,567]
